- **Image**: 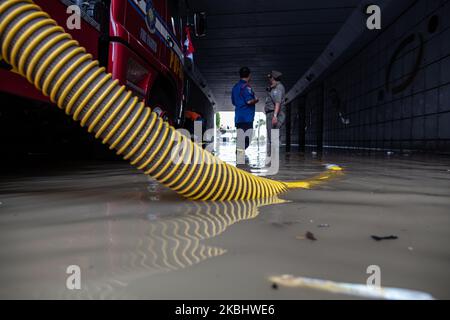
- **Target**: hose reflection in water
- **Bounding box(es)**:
[60,196,288,299]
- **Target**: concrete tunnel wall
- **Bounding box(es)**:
[185,75,215,131]
[284,0,450,153]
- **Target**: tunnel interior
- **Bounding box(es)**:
[0,0,449,300]
[1,0,449,168]
[191,0,450,154]
[191,0,360,113]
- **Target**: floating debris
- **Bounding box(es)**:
[295,232,317,241]
[306,231,317,241]
[318,224,330,228]
[371,235,398,241]
[269,275,434,300]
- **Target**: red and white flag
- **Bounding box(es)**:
[184,26,195,63]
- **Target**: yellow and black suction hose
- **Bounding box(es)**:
[0,0,341,200]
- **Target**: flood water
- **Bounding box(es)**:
[0,144,449,299]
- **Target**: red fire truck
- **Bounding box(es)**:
[0,0,207,126]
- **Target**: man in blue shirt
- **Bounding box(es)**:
[231,67,259,153]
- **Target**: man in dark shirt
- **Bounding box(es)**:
[231,67,259,154]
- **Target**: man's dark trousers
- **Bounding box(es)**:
[236,122,253,150]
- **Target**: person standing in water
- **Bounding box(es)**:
[231,67,259,159]
[265,70,286,153]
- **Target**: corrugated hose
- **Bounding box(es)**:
[0,0,342,200]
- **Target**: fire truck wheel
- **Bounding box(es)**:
[148,89,175,126]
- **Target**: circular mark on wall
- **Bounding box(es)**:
[385,33,424,95]
[428,15,439,34]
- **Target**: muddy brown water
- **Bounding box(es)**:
[0,147,449,299]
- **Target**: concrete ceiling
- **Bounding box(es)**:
[188,0,362,111]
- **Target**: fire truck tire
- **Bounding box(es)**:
[148,87,174,125]
[0,0,342,200]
